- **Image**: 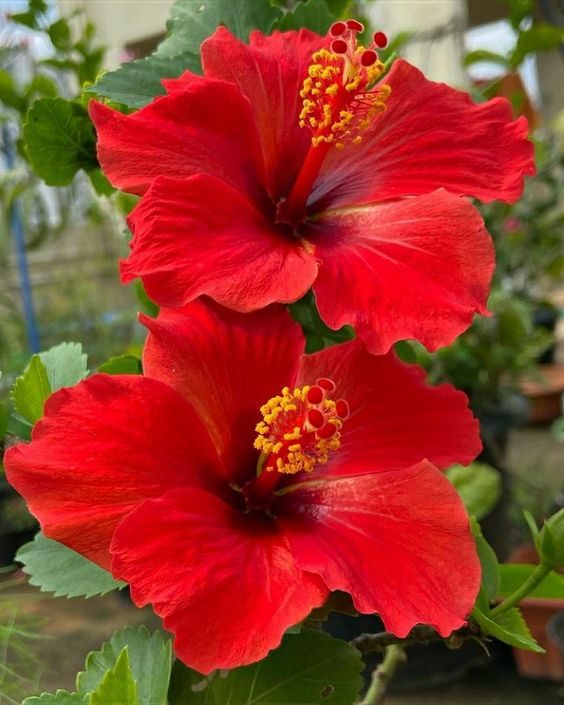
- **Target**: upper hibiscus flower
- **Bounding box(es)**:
[6,300,482,673]
[90,20,534,354]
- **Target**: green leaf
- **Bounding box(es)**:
[9,0,48,28]
[279,0,336,34]
[499,564,564,600]
[0,69,26,112]
[98,355,142,375]
[135,279,159,318]
[524,510,541,548]
[505,0,534,29]
[16,532,125,599]
[472,605,544,652]
[47,19,72,51]
[89,0,282,108]
[471,518,500,601]
[289,291,354,353]
[169,630,363,705]
[511,24,564,68]
[88,55,193,109]
[10,343,87,426]
[11,355,51,425]
[463,49,510,69]
[325,0,354,16]
[88,649,139,705]
[538,508,564,569]
[394,341,417,364]
[78,626,171,705]
[88,168,114,196]
[446,462,502,520]
[0,398,8,440]
[156,0,282,59]
[25,74,58,100]
[23,97,98,185]
[23,691,85,705]
[40,342,88,392]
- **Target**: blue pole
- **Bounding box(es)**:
[2,124,41,353]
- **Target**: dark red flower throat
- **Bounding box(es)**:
[276,20,390,228]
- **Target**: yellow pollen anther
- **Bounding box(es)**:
[298,29,391,151]
[253,384,347,475]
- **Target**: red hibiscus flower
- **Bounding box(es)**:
[90,21,534,354]
[6,300,482,673]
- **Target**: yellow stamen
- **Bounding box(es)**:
[254,385,344,475]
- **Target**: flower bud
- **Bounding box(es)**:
[537,509,564,569]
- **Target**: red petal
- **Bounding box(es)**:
[88,78,265,199]
[201,27,325,201]
[110,487,328,673]
[308,190,494,353]
[312,59,534,210]
[4,375,219,569]
[298,340,480,473]
[278,460,480,637]
[142,300,304,485]
[122,175,318,311]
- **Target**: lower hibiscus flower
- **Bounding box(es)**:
[5,301,482,673]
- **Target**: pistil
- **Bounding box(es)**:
[276,20,390,228]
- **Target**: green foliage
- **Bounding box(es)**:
[8,0,49,30]
[47,19,73,52]
[0,593,43,705]
[24,627,170,705]
[23,692,85,705]
[88,55,192,109]
[499,564,564,599]
[16,532,125,599]
[23,98,98,186]
[534,509,564,569]
[463,50,510,69]
[11,342,88,425]
[0,69,27,112]
[416,290,553,412]
[98,355,142,375]
[446,463,502,520]
[464,2,563,72]
[511,24,564,68]
[169,630,363,705]
[394,341,417,364]
[472,604,544,653]
[471,519,500,601]
[504,0,535,30]
[89,0,282,108]
[11,356,51,425]
[77,626,172,705]
[156,0,281,59]
[40,342,88,392]
[135,280,159,318]
[88,649,139,705]
[278,0,339,34]
[289,291,354,352]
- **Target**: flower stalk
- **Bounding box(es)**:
[361,644,406,705]
[489,561,552,618]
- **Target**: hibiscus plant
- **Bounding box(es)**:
[1,1,564,704]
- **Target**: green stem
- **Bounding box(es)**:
[361,644,406,705]
[490,562,552,618]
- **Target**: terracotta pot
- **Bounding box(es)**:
[513,598,564,681]
[519,364,564,425]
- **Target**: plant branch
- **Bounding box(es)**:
[352,625,473,655]
[490,561,552,618]
[360,644,406,705]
